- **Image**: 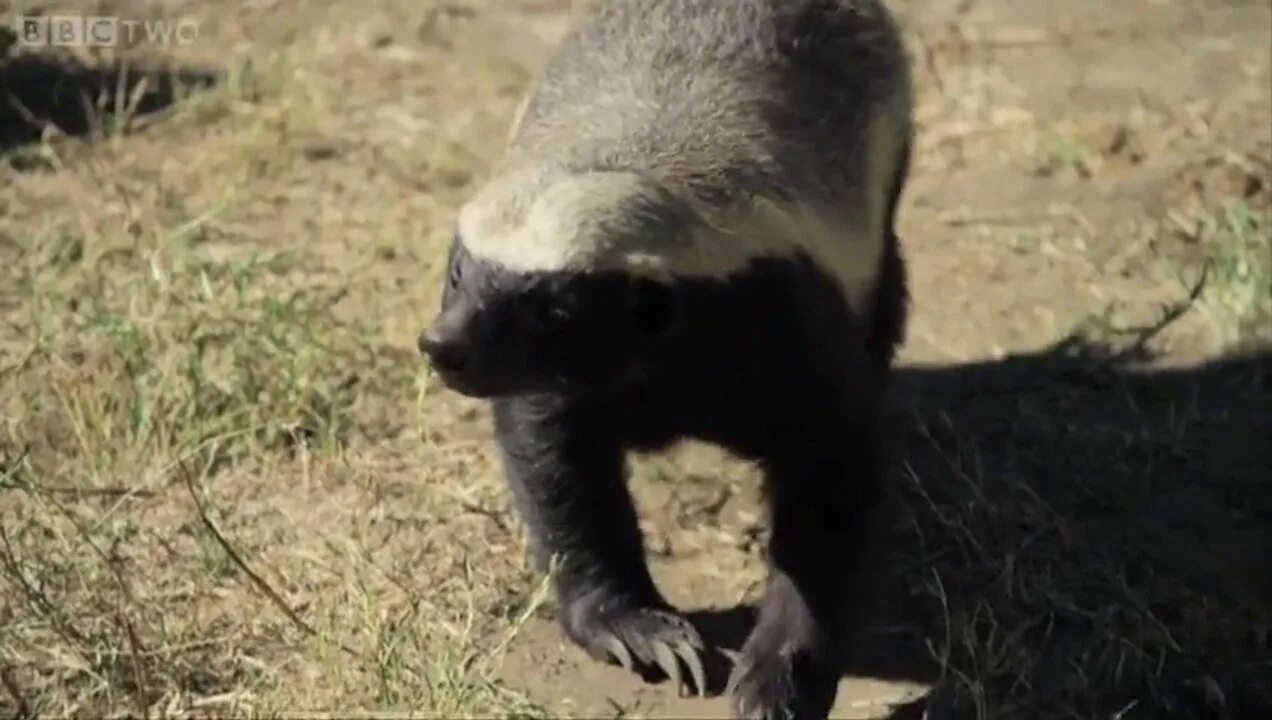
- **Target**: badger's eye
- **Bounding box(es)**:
[519,292,570,330]
[444,232,466,290]
[538,301,572,327]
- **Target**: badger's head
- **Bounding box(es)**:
[419,168,720,399]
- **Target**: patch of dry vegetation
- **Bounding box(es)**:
[1,2,554,715]
[895,340,1271,719]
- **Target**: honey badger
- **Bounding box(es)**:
[418,1,913,717]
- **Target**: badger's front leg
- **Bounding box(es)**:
[492,394,707,696]
[727,400,885,720]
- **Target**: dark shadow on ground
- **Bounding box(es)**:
[0,39,220,162]
[688,337,1270,719]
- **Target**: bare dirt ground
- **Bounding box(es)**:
[1,0,1269,718]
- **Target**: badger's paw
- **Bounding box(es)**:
[725,645,797,720]
[725,631,836,720]
[567,602,707,697]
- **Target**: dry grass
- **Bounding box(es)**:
[1,3,552,715]
[1,1,1270,718]
[894,340,1271,719]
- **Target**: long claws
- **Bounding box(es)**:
[604,634,634,672]
[672,615,705,649]
[725,645,801,720]
[674,641,708,698]
[723,657,746,698]
[580,608,709,698]
[652,641,682,695]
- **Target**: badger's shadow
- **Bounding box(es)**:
[683,332,1271,717]
[0,38,220,161]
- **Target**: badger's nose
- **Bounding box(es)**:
[418,330,470,373]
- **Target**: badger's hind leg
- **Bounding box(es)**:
[727,384,885,719]
[491,395,708,696]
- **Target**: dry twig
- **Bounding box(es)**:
[177,453,358,657]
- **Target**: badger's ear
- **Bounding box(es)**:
[441,231,466,296]
[629,279,677,338]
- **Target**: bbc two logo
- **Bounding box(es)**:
[14,15,199,47]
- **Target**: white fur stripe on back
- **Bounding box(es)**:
[456,163,888,314]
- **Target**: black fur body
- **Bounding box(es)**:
[419,2,914,718]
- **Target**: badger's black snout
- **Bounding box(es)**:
[418,329,470,374]
[418,305,501,397]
